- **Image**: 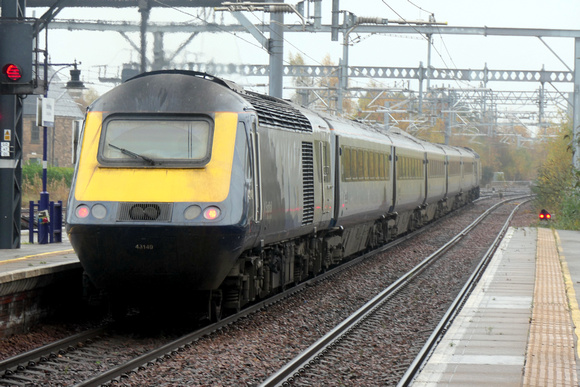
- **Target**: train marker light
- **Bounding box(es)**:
[539,209,551,221]
[203,206,221,220]
[184,205,202,220]
[91,204,107,219]
[2,64,23,81]
[76,205,90,219]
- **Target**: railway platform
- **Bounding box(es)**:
[413,227,580,386]
[2,227,580,385]
[0,232,79,285]
[0,233,80,336]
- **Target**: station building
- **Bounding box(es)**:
[21,70,84,168]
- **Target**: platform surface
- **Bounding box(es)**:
[0,232,79,285]
[413,227,580,386]
[2,227,580,386]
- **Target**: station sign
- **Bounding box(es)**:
[36,97,55,127]
[1,129,11,158]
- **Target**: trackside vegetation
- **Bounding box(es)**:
[22,162,73,205]
[532,120,580,230]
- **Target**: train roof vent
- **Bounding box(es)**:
[242,92,312,132]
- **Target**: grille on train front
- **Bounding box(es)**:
[117,202,173,222]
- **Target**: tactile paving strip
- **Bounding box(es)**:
[522,228,578,386]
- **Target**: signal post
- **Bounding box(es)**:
[0,1,31,249]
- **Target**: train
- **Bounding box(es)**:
[66,70,480,320]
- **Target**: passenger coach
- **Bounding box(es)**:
[66,70,480,319]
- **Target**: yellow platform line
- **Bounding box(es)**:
[523,228,578,386]
[555,230,580,360]
[0,249,75,265]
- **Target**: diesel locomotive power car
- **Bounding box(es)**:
[66,70,480,320]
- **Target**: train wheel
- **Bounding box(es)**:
[208,290,223,322]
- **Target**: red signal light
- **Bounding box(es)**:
[539,209,551,221]
[2,64,22,81]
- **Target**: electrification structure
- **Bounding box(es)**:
[2,0,580,250]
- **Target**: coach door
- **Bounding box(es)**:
[319,140,333,216]
[250,119,262,224]
[423,151,428,204]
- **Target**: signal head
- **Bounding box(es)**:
[2,64,23,81]
[539,209,551,221]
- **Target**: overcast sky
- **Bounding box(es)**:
[23,0,580,96]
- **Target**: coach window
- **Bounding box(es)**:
[363,151,369,180]
[357,150,364,180]
[343,147,351,180]
[351,149,357,180]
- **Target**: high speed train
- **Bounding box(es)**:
[66,70,480,320]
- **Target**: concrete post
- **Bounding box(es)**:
[268,3,284,98]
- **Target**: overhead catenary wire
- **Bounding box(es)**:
[381,0,476,91]
[151,0,497,120]
[152,0,269,53]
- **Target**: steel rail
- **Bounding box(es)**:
[72,211,437,387]
[71,199,490,387]
[0,326,107,375]
[397,198,532,386]
[259,196,531,386]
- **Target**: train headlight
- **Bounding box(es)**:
[76,205,90,219]
[203,206,221,220]
[184,205,202,220]
[91,204,107,219]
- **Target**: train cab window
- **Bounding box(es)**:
[99,116,213,167]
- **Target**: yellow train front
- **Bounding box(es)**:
[66,71,258,308]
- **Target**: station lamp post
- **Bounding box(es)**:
[36,61,85,244]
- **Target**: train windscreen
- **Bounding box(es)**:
[98,116,213,167]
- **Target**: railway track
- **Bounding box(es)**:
[0,197,528,386]
[260,196,531,386]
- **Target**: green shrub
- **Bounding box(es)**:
[22,162,73,205]
[532,120,580,231]
[22,162,74,186]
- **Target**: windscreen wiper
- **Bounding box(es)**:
[108,143,156,166]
